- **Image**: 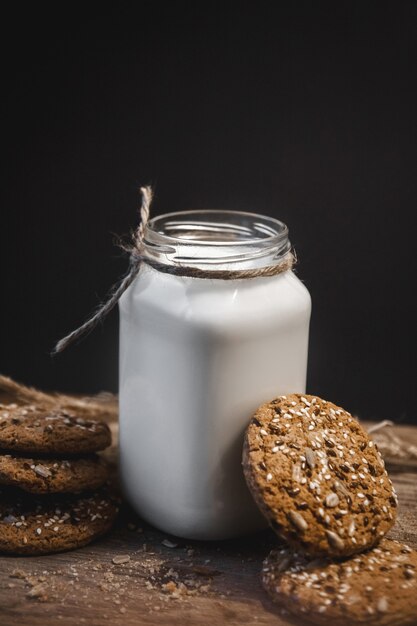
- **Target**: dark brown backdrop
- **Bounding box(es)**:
[1,2,416,422]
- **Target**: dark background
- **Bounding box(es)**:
[1,3,416,422]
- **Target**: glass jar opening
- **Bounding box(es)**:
[143,210,291,270]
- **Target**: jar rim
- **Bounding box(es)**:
[146,209,288,247]
[143,209,291,270]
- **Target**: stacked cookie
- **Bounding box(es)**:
[0,403,119,554]
[243,394,417,625]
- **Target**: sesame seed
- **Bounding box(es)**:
[377,597,388,612]
[292,464,302,482]
[33,464,52,478]
[305,448,316,469]
[325,493,340,508]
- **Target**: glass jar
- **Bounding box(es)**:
[119,210,311,540]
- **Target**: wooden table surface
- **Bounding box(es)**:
[1,419,416,626]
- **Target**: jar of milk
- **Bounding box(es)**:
[119,210,311,540]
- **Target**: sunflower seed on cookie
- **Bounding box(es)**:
[0,453,110,494]
[242,394,397,557]
[0,404,111,454]
[262,539,417,626]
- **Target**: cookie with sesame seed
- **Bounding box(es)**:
[262,539,417,625]
[0,403,111,455]
[0,453,110,494]
[0,486,119,554]
[242,394,397,557]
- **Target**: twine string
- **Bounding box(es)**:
[367,419,417,463]
[0,374,118,422]
[53,187,153,354]
[53,186,294,354]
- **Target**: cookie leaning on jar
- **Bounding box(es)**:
[242,394,397,557]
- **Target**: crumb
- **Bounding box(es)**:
[112,555,131,565]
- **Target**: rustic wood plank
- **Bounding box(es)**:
[1,422,416,626]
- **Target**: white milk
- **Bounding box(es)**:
[119,211,311,540]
